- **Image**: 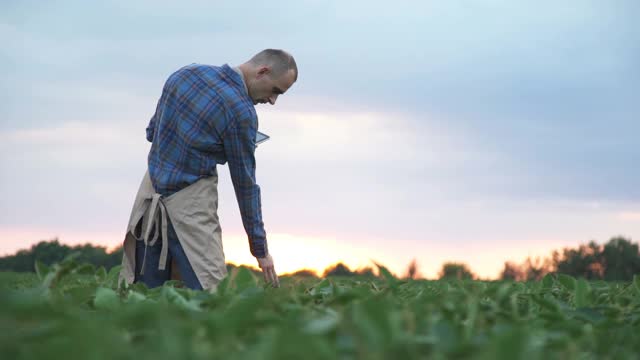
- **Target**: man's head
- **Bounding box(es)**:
[239,49,298,105]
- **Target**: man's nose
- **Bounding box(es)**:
[268,94,278,105]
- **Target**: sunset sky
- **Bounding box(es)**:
[1,0,639,279]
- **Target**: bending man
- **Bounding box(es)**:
[119,49,298,290]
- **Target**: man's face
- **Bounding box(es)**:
[248,66,296,106]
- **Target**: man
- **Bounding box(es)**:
[119,49,298,291]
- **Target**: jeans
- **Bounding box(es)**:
[134,214,203,290]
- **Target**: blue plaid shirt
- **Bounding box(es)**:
[145,64,267,258]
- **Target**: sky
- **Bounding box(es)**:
[1,0,639,279]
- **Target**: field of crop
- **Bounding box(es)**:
[1,256,639,360]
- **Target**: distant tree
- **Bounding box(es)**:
[500,261,525,281]
[404,258,420,280]
[601,237,640,281]
[225,263,237,273]
[439,262,475,280]
[499,257,551,281]
[323,262,354,277]
[354,266,376,278]
[501,236,640,282]
[224,263,262,277]
[552,241,603,280]
[289,269,318,277]
[0,239,123,272]
[109,247,124,267]
[1,239,68,271]
[522,256,552,281]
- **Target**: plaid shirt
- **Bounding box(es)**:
[145,64,267,258]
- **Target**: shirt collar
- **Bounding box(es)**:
[231,67,249,94]
[222,64,249,96]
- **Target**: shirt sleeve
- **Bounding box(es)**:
[223,116,268,258]
[146,115,156,143]
[146,75,174,143]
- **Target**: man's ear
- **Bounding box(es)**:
[256,66,271,78]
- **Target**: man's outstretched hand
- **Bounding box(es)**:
[257,254,280,288]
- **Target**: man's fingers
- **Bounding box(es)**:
[263,266,279,287]
[263,267,272,284]
[268,267,275,284]
[257,256,279,287]
[256,255,279,286]
[270,267,279,288]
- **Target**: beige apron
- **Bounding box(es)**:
[119,170,227,291]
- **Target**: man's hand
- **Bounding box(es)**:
[257,254,280,288]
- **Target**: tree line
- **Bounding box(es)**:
[0,239,123,272]
[1,236,638,281]
[499,236,640,282]
[320,236,640,281]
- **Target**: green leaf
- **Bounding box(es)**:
[93,287,120,311]
[574,278,590,308]
[104,265,122,288]
[495,283,512,302]
[573,308,605,324]
[215,275,230,296]
[66,285,98,305]
[351,301,388,349]
[222,292,265,332]
[557,274,576,291]
[161,286,201,311]
[128,282,149,295]
[303,309,340,334]
[95,267,107,283]
[541,273,555,289]
[483,325,531,360]
[634,275,640,295]
[463,298,479,340]
[531,294,561,313]
[373,262,398,287]
[74,263,96,275]
[41,270,57,290]
[126,291,147,304]
[34,261,49,281]
[431,321,457,353]
[308,278,333,298]
[234,267,258,290]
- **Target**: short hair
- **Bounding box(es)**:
[248,49,298,81]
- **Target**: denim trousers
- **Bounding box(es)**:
[133,214,203,290]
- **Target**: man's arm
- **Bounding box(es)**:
[223,116,279,286]
[146,81,172,143]
[223,116,267,257]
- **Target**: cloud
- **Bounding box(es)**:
[257,108,456,164]
[618,212,640,222]
[0,121,147,168]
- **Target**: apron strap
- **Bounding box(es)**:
[158,202,169,271]
[139,193,170,275]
